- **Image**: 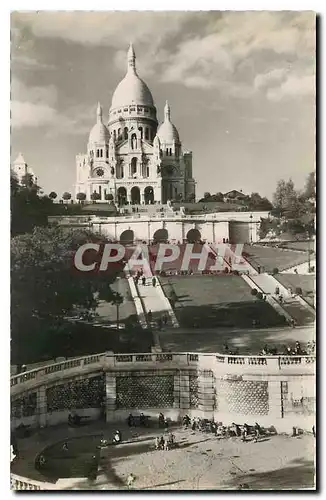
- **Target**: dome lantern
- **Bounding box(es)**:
[157,100,180,144]
[89,102,109,144]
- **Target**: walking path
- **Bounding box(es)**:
[11,420,315,490]
[135,274,179,329]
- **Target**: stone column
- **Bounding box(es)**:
[197,372,215,418]
[37,386,47,428]
[105,372,116,423]
[173,373,190,410]
[268,380,283,419]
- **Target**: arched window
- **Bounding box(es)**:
[166,148,169,156]
[106,149,108,158]
[118,128,121,140]
[124,127,128,140]
[131,157,137,175]
[96,149,99,158]
[113,130,116,141]
[138,127,143,139]
[145,127,149,140]
[100,149,103,158]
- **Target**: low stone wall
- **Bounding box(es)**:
[11,352,315,432]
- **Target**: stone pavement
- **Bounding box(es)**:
[11,420,315,490]
[157,324,316,354]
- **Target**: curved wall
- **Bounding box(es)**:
[11,352,315,431]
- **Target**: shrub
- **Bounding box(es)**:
[251,288,258,296]
[295,287,303,296]
[257,292,263,300]
[272,267,279,275]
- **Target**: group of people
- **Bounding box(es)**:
[134,270,157,288]
[147,310,168,329]
[182,415,263,443]
[155,433,176,451]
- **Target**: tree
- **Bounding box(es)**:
[21,173,35,189]
[77,192,87,203]
[11,226,125,362]
[62,192,72,202]
[11,171,53,236]
[304,171,316,201]
[272,179,298,219]
[49,191,57,200]
[203,192,211,199]
[105,193,114,202]
[91,192,101,202]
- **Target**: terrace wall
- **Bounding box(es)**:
[11,352,315,432]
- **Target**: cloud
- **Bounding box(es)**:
[11,77,94,135]
[267,74,315,101]
[157,11,315,96]
[11,11,191,48]
[11,54,55,70]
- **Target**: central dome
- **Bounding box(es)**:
[110,44,154,110]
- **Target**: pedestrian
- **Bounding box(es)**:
[275,286,280,295]
[254,422,261,443]
[88,455,99,482]
[279,294,283,304]
[242,424,249,442]
[135,275,139,285]
[62,442,69,452]
[258,266,261,274]
[152,276,157,287]
[163,314,168,326]
[127,473,135,489]
[142,276,146,286]
[312,425,316,438]
[148,310,153,322]
[157,317,162,330]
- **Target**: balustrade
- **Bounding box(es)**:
[10,353,316,391]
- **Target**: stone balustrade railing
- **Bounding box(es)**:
[10,352,315,393]
[10,473,57,490]
[49,211,269,225]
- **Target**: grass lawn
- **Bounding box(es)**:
[243,244,311,273]
[276,274,315,308]
[160,275,286,329]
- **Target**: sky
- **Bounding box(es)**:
[11,10,316,200]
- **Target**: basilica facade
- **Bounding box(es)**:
[75,44,196,205]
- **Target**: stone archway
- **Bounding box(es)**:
[186,228,201,243]
[153,228,169,243]
[117,187,127,206]
[120,229,134,244]
[144,186,154,205]
[130,186,141,205]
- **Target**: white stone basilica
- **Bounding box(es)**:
[75,44,196,205]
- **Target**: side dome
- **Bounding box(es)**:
[157,101,180,143]
[89,103,109,143]
[110,44,154,110]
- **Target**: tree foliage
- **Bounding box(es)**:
[11,170,53,236]
[11,226,125,360]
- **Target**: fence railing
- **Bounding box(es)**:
[10,352,315,391]
[10,474,56,491]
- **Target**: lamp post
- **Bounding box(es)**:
[116,277,120,330]
[249,214,253,244]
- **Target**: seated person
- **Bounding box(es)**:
[100,438,109,448]
[113,430,122,444]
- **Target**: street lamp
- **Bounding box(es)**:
[249,214,253,244]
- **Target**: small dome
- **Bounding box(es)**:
[157,101,180,143]
[89,103,109,143]
[110,44,154,110]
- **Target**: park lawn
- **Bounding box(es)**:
[160,275,286,329]
[243,244,310,272]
